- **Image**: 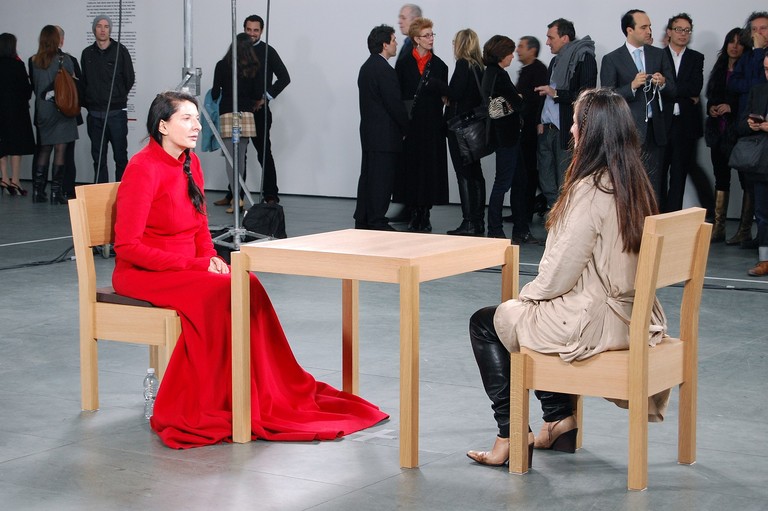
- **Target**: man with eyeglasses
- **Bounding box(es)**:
[660,13,709,213]
[601,9,676,203]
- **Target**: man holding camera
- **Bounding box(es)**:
[601,9,676,203]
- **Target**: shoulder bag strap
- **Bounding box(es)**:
[409,58,433,117]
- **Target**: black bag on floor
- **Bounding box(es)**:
[242,203,287,239]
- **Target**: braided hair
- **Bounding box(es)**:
[147,91,206,214]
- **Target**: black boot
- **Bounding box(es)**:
[408,207,423,232]
[727,188,754,245]
[448,176,475,235]
[32,165,48,203]
[470,176,486,235]
[50,165,67,205]
[469,306,511,437]
[421,207,432,232]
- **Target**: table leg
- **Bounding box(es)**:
[341,279,359,395]
[231,251,251,443]
[501,245,519,302]
[399,265,419,468]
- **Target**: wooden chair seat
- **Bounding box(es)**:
[96,287,155,308]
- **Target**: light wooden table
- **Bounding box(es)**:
[231,229,518,468]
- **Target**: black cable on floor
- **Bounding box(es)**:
[0,245,75,272]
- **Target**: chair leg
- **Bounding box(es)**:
[149,346,160,377]
[678,380,697,465]
[571,394,584,449]
[509,352,530,474]
[628,396,649,491]
[81,333,99,411]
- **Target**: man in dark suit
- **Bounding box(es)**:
[661,13,709,213]
[355,25,409,231]
[601,9,676,202]
[535,19,597,212]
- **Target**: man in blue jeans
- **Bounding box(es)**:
[81,15,135,183]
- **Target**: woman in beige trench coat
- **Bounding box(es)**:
[466,88,666,467]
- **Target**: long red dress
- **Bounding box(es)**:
[113,140,388,448]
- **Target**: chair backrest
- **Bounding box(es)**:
[629,208,711,350]
[69,183,120,303]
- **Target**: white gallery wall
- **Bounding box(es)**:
[0,0,753,205]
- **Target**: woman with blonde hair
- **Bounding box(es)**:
[444,28,486,236]
[29,25,78,204]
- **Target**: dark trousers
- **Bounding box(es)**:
[248,106,278,200]
[354,151,397,229]
[469,306,573,438]
[754,180,768,253]
[516,125,539,221]
[663,118,714,213]
[63,140,77,197]
[87,110,128,183]
[642,122,666,206]
[488,144,527,236]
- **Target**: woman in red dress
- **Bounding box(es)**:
[113,91,387,448]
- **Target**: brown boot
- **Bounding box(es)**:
[726,189,754,245]
[534,415,578,452]
[711,190,729,243]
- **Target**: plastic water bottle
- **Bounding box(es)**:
[143,368,159,419]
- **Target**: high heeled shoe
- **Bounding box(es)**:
[9,181,28,196]
[0,180,15,196]
[534,415,578,453]
[467,433,535,467]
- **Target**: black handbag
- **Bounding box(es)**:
[446,67,492,165]
[728,133,768,174]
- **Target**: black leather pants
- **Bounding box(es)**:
[470,306,573,437]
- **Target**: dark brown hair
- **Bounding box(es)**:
[482,35,516,65]
[546,88,657,253]
[32,25,60,69]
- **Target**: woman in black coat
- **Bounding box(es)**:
[481,35,527,239]
[444,28,486,236]
[0,33,35,196]
[395,17,449,232]
[705,27,746,242]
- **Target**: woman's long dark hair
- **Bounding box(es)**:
[146,91,206,214]
[546,88,657,253]
[224,32,260,79]
[705,27,744,99]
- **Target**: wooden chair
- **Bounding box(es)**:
[69,183,182,411]
[508,208,711,490]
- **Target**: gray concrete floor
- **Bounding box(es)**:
[1,185,767,510]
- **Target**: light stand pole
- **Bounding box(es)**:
[178,0,265,252]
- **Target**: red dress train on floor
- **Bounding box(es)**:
[113,140,388,448]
